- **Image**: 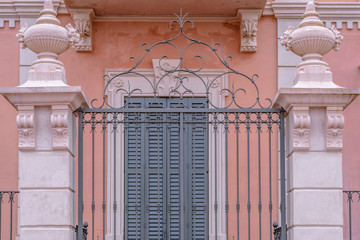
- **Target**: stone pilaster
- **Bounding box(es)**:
[274,2,360,239]
[0,1,87,239]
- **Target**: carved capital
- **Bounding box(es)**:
[238,9,261,52]
[152,59,181,96]
[69,8,95,52]
[16,106,35,150]
[292,107,310,149]
[51,106,69,149]
[326,107,344,150]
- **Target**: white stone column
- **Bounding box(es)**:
[0,1,87,240]
[274,2,360,240]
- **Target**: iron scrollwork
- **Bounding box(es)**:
[91,10,272,110]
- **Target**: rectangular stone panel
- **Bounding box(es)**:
[288,189,343,227]
[20,226,75,240]
[19,151,75,190]
[288,151,342,190]
[20,189,75,226]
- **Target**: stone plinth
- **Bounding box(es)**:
[0,86,88,240]
[274,88,360,239]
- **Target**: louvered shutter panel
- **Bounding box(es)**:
[167,106,181,239]
[146,100,167,239]
[187,100,208,239]
[125,100,144,239]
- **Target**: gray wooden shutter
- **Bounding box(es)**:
[125,99,144,239]
[125,97,208,240]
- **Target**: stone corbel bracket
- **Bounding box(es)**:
[51,105,70,150]
[292,106,310,150]
[69,8,95,52]
[237,9,262,52]
[16,106,35,150]
[326,107,344,150]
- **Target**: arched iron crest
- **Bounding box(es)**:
[91,10,272,110]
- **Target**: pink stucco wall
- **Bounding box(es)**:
[0,21,19,240]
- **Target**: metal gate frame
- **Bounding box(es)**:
[75,10,287,240]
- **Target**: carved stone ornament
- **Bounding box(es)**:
[152,59,181,96]
[51,108,69,149]
[69,8,95,52]
[16,107,35,150]
[292,107,310,149]
[280,2,343,87]
[326,107,344,149]
[16,0,80,86]
[238,9,261,52]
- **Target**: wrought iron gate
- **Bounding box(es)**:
[76,11,286,240]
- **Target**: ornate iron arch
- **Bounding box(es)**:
[91,10,272,110]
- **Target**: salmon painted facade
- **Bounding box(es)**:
[0,0,360,240]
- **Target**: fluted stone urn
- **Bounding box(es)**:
[280,1,343,87]
[16,0,79,86]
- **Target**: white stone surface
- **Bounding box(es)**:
[278,67,296,89]
[277,41,301,67]
[288,152,342,190]
[34,106,52,150]
[309,108,326,151]
[19,151,75,189]
[20,227,75,240]
[288,227,343,240]
[288,189,343,226]
[20,189,75,226]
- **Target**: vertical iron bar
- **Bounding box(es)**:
[113,114,117,240]
[9,193,14,240]
[91,115,95,240]
[102,114,106,240]
[348,192,352,240]
[224,114,229,240]
[268,115,273,240]
[257,114,262,240]
[214,114,218,240]
[78,112,84,240]
[179,112,184,240]
[236,114,240,240]
[246,114,251,240]
[0,192,2,240]
[279,111,286,240]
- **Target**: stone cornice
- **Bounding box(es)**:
[273,87,360,112]
[267,1,360,29]
[0,0,67,28]
[0,86,89,111]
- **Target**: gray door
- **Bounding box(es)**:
[124,97,209,239]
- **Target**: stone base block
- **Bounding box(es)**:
[288,226,343,240]
[19,151,75,190]
[20,227,75,240]
[288,151,342,190]
[288,189,343,227]
[20,189,75,226]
